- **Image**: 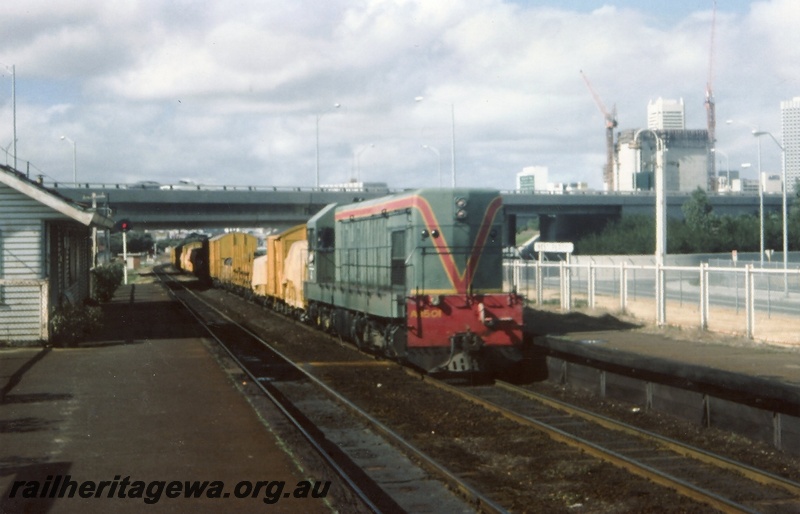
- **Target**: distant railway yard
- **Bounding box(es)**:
[158,264,800,513]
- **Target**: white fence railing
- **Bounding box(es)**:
[504,260,800,341]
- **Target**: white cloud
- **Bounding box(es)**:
[0,0,796,190]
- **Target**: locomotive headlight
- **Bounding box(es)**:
[429,294,441,306]
[454,197,468,220]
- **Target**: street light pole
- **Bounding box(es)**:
[757,136,764,266]
[712,148,729,176]
[631,128,666,325]
[415,96,456,187]
[421,144,441,187]
[353,143,374,184]
[1,63,16,170]
[753,130,788,295]
[60,135,76,185]
[727,120,765,265]
[315,103,341,188]
[449,102,456,188]
[10,64,15,170]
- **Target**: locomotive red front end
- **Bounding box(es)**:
[306,188,526,375]
[406,292,524,373]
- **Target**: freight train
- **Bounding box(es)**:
[172,188,525,375]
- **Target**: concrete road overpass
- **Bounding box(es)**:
[55,185,391,230]
[53,183,782,241]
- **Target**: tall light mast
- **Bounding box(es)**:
[705,0,717,190]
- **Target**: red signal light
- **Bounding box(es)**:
[115,219,132,233]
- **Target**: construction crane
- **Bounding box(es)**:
[705,0,717,190]
[580,70,617,191]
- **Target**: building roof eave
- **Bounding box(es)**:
[0,165,114,229]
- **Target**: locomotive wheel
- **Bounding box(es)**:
[384,324,405,360]
[320,309,333,333]
[308,304,320,327]
[351,316,368,350]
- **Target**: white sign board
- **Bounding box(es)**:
[534,242,574,254]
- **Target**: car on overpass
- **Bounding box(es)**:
[128,180,161,189]
[160,179,200,190]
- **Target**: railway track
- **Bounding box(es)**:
[422,376,800,514]
[154,266,504,514]
[152,266,800,512]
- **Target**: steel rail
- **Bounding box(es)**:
[495,380,800,498]
[154,268,383,514]
[155,267,506,514]
[414,373,762,514]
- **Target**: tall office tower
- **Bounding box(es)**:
[780,97,800,193]
[647,98,685,130]
[516,166,548,193]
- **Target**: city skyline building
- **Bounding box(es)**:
[615,129,708,193]
[516,166,549,193]
[780,97,800,194]
[647,97,685,131]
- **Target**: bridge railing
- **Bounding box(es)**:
[44,181,396,193]
[41,180,772,199]
[504,259,800,343]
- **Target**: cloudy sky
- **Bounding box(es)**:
[0,0,797,191]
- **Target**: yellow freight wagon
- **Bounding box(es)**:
[208,232,258,291]
[180,240,204,274]
[265,224,307,311]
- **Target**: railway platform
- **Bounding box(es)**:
[0,281,334,514]
[526,308,800,455]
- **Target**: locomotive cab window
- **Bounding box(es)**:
[390,230,405,287]
[318,227,334,250]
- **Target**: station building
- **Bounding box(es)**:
[0,165,113,344]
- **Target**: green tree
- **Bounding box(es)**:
[680,188,715,252]
[575,216,654,254]
[109,231,154,254]
[682,188,713,231]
